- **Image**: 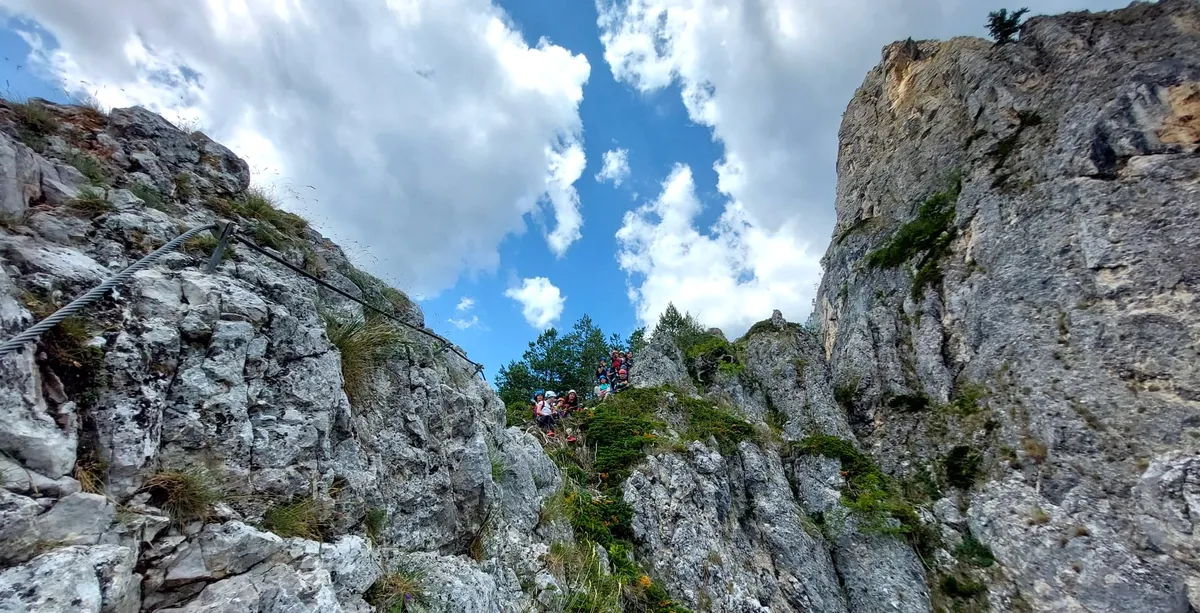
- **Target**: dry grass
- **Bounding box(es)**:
[68,187,112,216]
[262,496,330,540]
[142,468,222,523]
[322,311,405,407]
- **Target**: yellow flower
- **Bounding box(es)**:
[636,575,653,589]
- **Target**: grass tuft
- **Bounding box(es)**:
[142,468,222,523]
[64,151,109,186]
[365,507,387,546]
[262,496,329,540]
[129,182,166,210]
[366,567,426,613]
[10,100,58,151]
[322,311,406,407]
[67,187,113,216]
[21,295,108,408]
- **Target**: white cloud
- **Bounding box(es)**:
[595,147,630,186]
[504,277,565,329]
[456,296,476,312]
[544,142,587,257]
[448,315,481,330]
[617,164,821,338]
[597,0,1132,330]
[2,0,592,295]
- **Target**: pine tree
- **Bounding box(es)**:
[987,7,1029,44]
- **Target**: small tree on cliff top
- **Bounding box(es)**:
[987,8,1029,44]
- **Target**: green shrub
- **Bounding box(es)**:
[681,397,755,455]
[986,8,1029,44]
[365,567,425,613]
[947,383,987,415]
[505,401,530,428]
[956,533,996,568]
[944,445,982,489]
[941,573,987,597]
[322,311,405,407]
[886,393,931,412]
[834,377,860,409]
[141,468,222,523]
[582,388,666,482]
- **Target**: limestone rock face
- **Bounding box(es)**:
[816,0,1200,610]
[0,98,561,613]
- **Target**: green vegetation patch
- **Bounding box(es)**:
[21,294,108,408]
[944,445,983,490]
[65,152,110,186]
[956,534,996,568]
[866,175,961,301]
[886,392,931,413]
[681,396,755,455]
[262,496,332,541]
[9,100,58,151]
[581,387,667,482]
[797,435,919,536]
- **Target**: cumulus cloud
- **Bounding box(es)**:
[597,0,1130,331]
[504,277,565,329]
[448,315,481,330]
[595,147,630,186]
[456,297,476,312]
[617,164,820,337]
[1,0,592,295]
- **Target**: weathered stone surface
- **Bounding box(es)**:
[0,545,139,613]
[0,130,41,219]
[816,0,1200,608]
[624,440,847,613]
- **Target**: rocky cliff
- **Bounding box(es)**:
[1,1,1197,612]
[0,100,569,612]
[816,0,1200,610]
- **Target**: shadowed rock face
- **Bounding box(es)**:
[816,0,1200,610]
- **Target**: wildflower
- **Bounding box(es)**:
[637,575,653,588]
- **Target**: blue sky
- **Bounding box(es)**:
[0,0,1133,383]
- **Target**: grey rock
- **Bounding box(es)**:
[630,330,695,392]
[0,455,81,497]
[814,0,1200,607]
[0,349,77,479]
[624,442,847,612]
[0,544,139,613]
[0,131,41,219]
[196,521,284,577]
[318,536,380,602]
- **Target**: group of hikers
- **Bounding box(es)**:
[529,349,634,442]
